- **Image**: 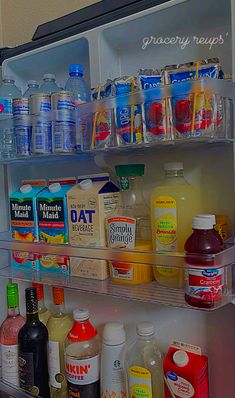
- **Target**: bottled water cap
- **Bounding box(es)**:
[69,64,84,76]
[73,308,89,321]
[20,184,32,194]
[173,350,189,367]
[43,73,55,80]
[103,322,126,345]
[137,321,155,336]
[80,179,92,191]
[2,75,14,83]
[28,80,39,86]
[49,183,61,193]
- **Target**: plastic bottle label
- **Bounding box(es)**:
[101,343,126,398]
[1,344,19,386]
[186,267,224,302]
[129,366,153,398]
[65,355,100,398]
[154,196,177,251]
[107,217,136,280]
[165,372,195,398]
[0,98,12,113]
[48,341,62,388]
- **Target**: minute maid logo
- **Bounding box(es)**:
[38,199,62,220]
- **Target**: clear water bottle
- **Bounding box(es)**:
[65,64,90,106]
[0,76,21,159]
[40,74,59,94]
[23,80,40,97]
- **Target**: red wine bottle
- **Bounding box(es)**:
[18,287,50,398]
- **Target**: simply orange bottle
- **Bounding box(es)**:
[107,164,153,284]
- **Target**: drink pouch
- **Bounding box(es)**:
[112,76,143,145]
[138,69,170,142]
[91,80,113,149]
[165,58,221,138]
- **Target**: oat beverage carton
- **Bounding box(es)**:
[37,177,76,275]
[10,179,46,270]
[67,173,120,280]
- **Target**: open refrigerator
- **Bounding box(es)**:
[0,0,234,397]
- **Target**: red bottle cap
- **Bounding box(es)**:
[52,287,64,305]
[32,283,44,301]
[67,308,97,342]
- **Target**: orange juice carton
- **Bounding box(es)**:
[37,177,76,275]
[67,173,120,280]
[10,179,47,270]
[164,341,209,398]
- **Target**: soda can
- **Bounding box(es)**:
[32,114,52,154]
[30,93,51,114]
[51,91,75,111]
[14,115,32,156]
[13,98,29,115]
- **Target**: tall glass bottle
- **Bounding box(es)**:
[47,287,73,398]
[18,287,50,398]
[0,283,25,386]
[32,282,51,325]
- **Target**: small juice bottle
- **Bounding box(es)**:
[151,162,201,288]
[107,164,153,284]
[185,214,224,309]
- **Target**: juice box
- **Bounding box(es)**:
[67,173,120,280]
[10,179,46,270]
[37,177,76,275]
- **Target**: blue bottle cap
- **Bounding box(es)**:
[69,64,84,76]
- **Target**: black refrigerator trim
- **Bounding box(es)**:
[0,0,169,64]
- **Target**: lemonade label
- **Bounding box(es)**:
[154,196,177,251]
[129,366,152,398]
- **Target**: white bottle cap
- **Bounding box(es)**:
[164,162,183,171]
[28,80,39,86]
[137,321,154,337]
[49,183,61,193]
[196,214,216,226]
[173,350,189,367]
[20,184,32,194]
[73,308,89,321]
[103,322,126,345]
[43,73,55,80]
[192,215,214,230]
[80,179,93,190]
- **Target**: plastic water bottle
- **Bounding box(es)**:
[0,76,21,158]
[65,64,90,106]
[23,80,40,97]
[40,74,59,94]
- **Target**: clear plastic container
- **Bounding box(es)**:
[23,80,40,97]
[40,74,59,94]
[125,321,164,398]
[65,64,90,106]
[107,164,153,284]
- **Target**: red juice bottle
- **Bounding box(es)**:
[185,214,224,309]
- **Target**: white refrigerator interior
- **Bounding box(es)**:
[0,0,234,397]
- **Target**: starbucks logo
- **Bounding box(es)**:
[114,360,121,368]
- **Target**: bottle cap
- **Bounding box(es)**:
[80,179,92,190]
[196,214,216,225]
[28,80,39,86]
[164,162,183,171]
[103,322,126,345]
[115,164,145,177]
[52,287,64,305]
[32,283,44,301]
[20,184,32,194]
[49,182,61,193]
[69,64,84,76]
[137,321,155,336]
[73,308,89,321]
[173,350,189,367]
[192,215,214,230]
[7,283,19,308]
[2,76,14,83]
[43,73,55,80]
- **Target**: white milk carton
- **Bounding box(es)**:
[67,173,120,280]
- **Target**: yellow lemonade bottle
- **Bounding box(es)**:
[47,287,73,398]
[151,162,201,288]
[107,164,153,284]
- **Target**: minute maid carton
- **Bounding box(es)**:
[67,173,120,280]
[10,179,46,270]
[37,177,76,275]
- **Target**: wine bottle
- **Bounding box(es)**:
[0,283,25,386]
[32,282,51,325]
[18,287,50,398]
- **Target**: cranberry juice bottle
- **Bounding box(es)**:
[185,214,224,309]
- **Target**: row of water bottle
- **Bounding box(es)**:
[0,64,89,159]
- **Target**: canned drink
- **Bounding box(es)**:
[30,93,51,114]
[32,115,52,154]
[13,98,29,115]
[14,115,32,156]
[51,91,75,111]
